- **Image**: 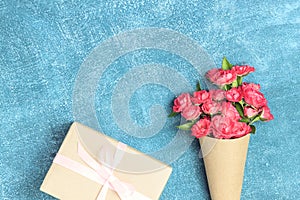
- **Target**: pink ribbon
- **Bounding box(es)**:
[53,142,135,200]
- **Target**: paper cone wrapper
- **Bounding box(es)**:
[199,134,250,200]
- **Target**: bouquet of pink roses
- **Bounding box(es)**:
[169,57,274,200]
[170,57,274,139]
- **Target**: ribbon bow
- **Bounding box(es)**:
[54,142,141,200]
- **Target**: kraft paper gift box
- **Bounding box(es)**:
[40,122,172,200]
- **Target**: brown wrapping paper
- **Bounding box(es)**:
[199,134,250,200]
[40,122,172,200]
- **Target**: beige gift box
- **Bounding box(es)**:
[40,122,172,200]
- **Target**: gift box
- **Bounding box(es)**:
[40,122,172,200]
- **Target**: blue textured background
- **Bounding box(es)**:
[1,0,300,199]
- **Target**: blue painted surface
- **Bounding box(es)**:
[0,0,299,199]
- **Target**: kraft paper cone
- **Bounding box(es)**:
[199,134,250,200]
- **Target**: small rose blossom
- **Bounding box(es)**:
[173,93,192,112]
[202,100,221,115]
[192,90,210,104]
[210,89,226,101]
[221,101,241,121]
[244,106,260,118]
[243,88,267,108]
[211,115,236,139]
[231,122,252,138]
[226,87,243,102]
[211,115,251,139]
[260,106,274,121]
[181,105,201,120]
[242,82,261,91]
[206,68,237,86]
[191,118,211,138]
[232,65,255,76]
[206,68,218,81]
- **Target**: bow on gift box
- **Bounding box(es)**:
[53,142,151,200]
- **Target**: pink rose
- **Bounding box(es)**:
[192,90,210,104]
[181,105,201,120]
[243,88,267,108]
[260,106,274,121]
[244,106,260,118]
[206,68,219,81]
[211,115,251,139]
[211,115,236,139]
[210,89,226,101]
[231,122,252,138]
[206,68,237,86]
[191,118,211,138]
[221,101,241,121]
[202,100,221,115]
[232,65,255,76]
[173,93,192,112]
[242,82,260,91]
[225,87,243,102]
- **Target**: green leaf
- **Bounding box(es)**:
[168,111,179,118]
[249,115,261,125]
[222,57,233,70]
[176,122,195,130]
[259,117,268,121]
[196,81,201,91]
[259,111,268,121]
[250,125,256,134]
[237,76,243,86]
[239,100,244,108]
[239,118,250,123]
[232,79,238,87]
[234,102,245,118]
[223,84,232,91]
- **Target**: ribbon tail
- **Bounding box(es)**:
[97,182,110,200]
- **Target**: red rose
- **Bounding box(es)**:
[206,68,237,86]
[231,122,252,138]
[192,90,210,104]
[211,115,236,139]
[191,118,211,138]
[221,101,241,121]
[173,93,192,112]
[243,88,267,108]
[244,106,260,118]
[210,89,226,101]
[202,100,221,115]
[181,105,201,120]
[242,82,260,91]
[260,106,274,121]
[232,65,255,76]
[225,87,243,102]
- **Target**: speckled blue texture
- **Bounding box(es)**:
[1,0,300,199]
